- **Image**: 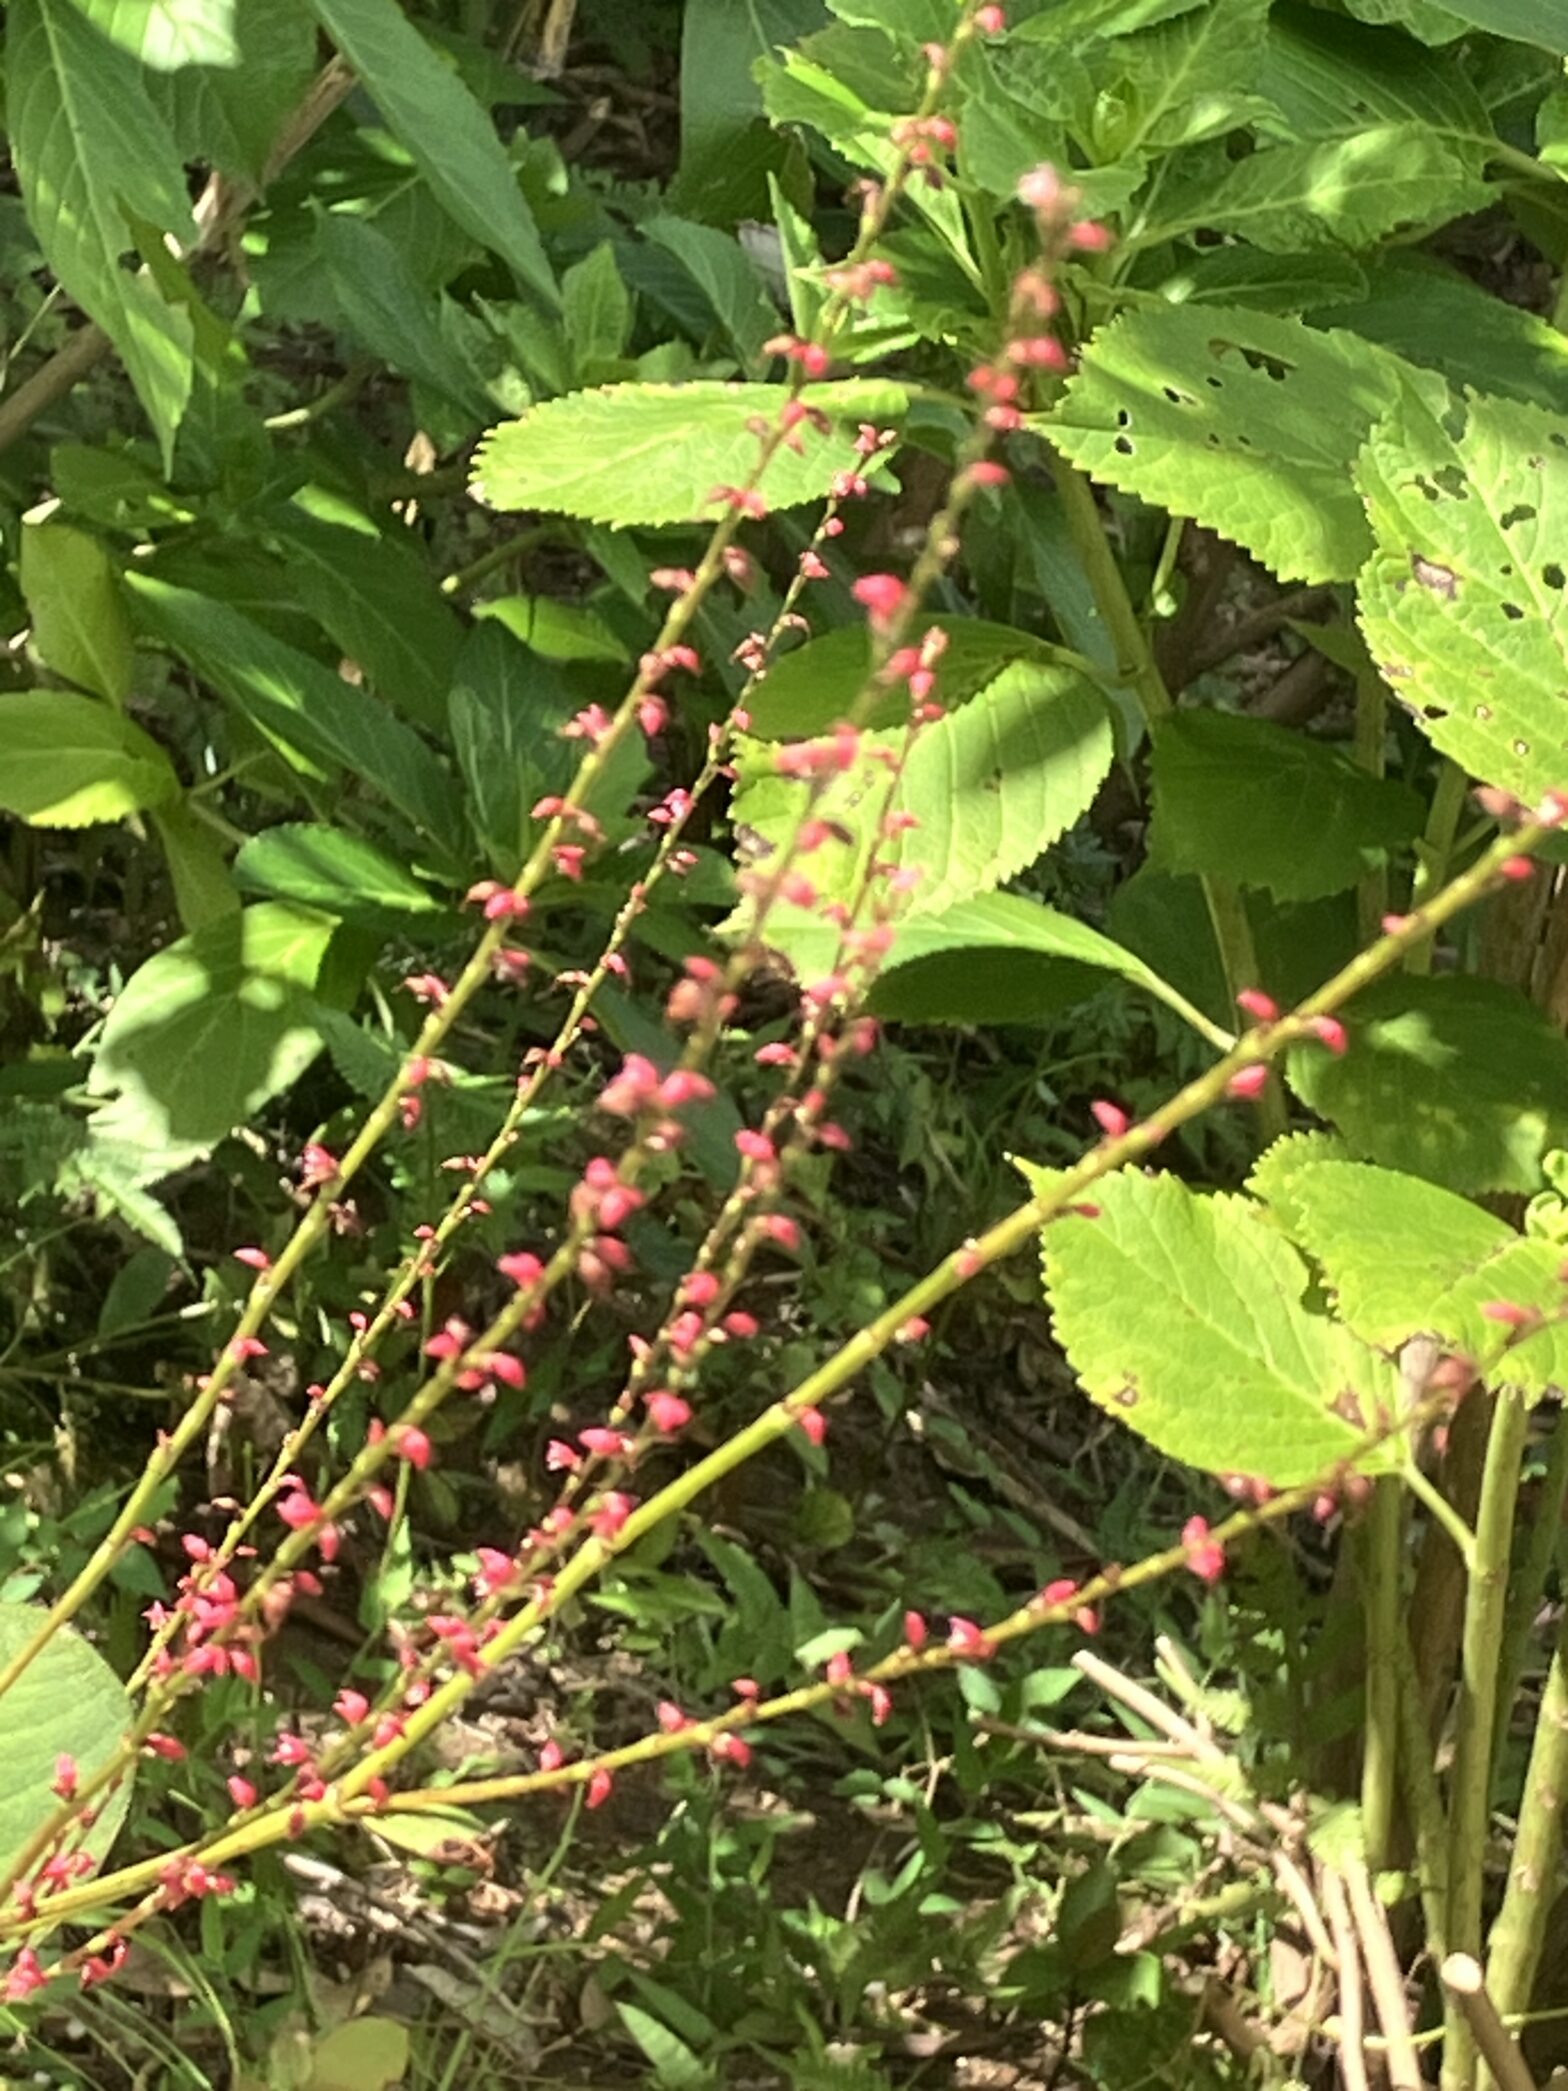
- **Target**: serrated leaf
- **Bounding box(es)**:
[1259,4,1494,146]
[307,0,556,306]
[8,0,195,458]
[19,520,134,705]
[472,380,908,526]
[732,659,1113,921]
[151,0,315,179]
[1164,248,1369,312]
[0,1603,133,1882]
[1025,1162,1401,1484]
[1148,710,1423,900]
[561,241,634,369]
[0,692,179,827]
[1246,1129,1354,1233]
[234,825,444,918]
[1273,1159,1568,1396]
[1148,125,1492,252]
[1356,385,1568,806]
[127,576,465,857]
[1287,975,1568,1193]
[643,217,780,368]
[271,506,465,735]
[745,616,1055,739]
[1045,306,1400,583]
[1104,0,1273,152]
[1319,254,1568,416]
[63,1135,185,1252]
[86,903,339,1156]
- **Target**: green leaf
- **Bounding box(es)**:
[744,617,1055,739]
[732,659,1113,921]
[127,576,465,857]
[678,0,828,199]
[1425,0,1567,47]
[1101,0,1273,152]
[473,595,630,664]
[19,519,134,705]
[152,802,240,931]
[1287,975,1568,1193]
[234,825,444,918]
[0,1603,133,1882]
[87,903,340,1156]
[1316,254,1568,416]
[152,0,315,180]
[0,692,179,827]
[1045,305,1400,583]
[1148,711,1423,900]
[1150,125,1492,253]
[316,211,495,424]
[784,891,1227,1037]
[472,379,908,525]
[306,0,557,306]
[305,2018,411,2091]
[271,505,465,735]
[642,218,780,367]
[562,241,635,369]
[1268,1158,1568,1396]
[71,0,238,67]
[1259,4,1494,147]
[1025,1162,1401,1485]
[1356,384,1568,808]
[448,623,569,877]
[616,2004,716,2091]
[8,0,195,459]
[1161,247,1370,313]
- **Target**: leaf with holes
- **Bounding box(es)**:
[1044,305,1401,582]
[1265,1158,1568,1398]
[1023,1162,1401,1485]
[730,659,1113,925]
[1148,710,1424,900]
[472,380,908,526]
[0,1604,133,1883]
[1287,975,1568,1193]
[1356,385,1568,806]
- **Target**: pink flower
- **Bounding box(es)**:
[51,1754,78,1801]
[795,1407,827,1447]
[590,1491,636,1539]
[394,1425,433,1470]
[227,1775,258,1810]
[585,1767,614,1809]
[1235,988,1279,1023]
[946,1616,995,1662]
[334,1689,370,1727]
[1226,1064,1269,1100]
[144,1732,187,1761]
[546,1439,582,1472]
[1090,1099,1131,1139]
[646,1390,692,1434]
[1309,1015,1348,1055]
[5,1947,47,2001]
[232,1247,272,1272]
[903,1610,928,1652]
[498,1250,544,1289]
[1042,1577,1100,1635]
[538,1739,565,1773]
[711,1731,752,1767]
[852,572,909,629]
[1181,1516,1226,1585]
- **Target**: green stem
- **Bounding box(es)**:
[1409,760,1469,976]
[1361,1476,1404,1872]
[1051,461,1286,1136]
[1492,1404,1568,1806]
[1443,1390,1532,2091]
[1396,1618,1450,1963]
[1484,1600,1568,2078]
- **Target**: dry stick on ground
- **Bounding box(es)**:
[1325,1867,1373,2091]
[0,57,354,457]
[1342,1857,1423,2091]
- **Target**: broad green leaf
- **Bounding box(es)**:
[127,576,465,857]
[1148,711,1423,900]
[0,1603,133,1881]
[1426,0,1566,47]
[1259,5,1494,147]
[71,0,238,67]
[1147,125,1492,253]
[677,0,827,200]
[732,659,1113,920]
[1356,385,1568,807]
[474,595,630,664]
[316,211,495,424]
[304,2018,411,2091]
[87,903,339,1154]
[744,617,1054,738]
[1271,1159,1568,1396]
[234,825,445,918]
[561,241,635,369]
[1045,305,1400,583]
[271,506,465,734]
[1101,0,1273,152]
[1162,248,1370,312]
[152,802,240,930]
[152,0,315,179]
[1318,254,1568,415]
[63,1128,187,1250]
[0,692,179,827]
[1341,0,1465,37]
[8,0,195,459]
[616,2004,716,2091]
[769,890,1227,1037]
[1246,1128,1353,1234]
[307,0,557,306]
[1287,975,1568,1194]
[472,380,908,525]
[19,519,134,705]
[642,217,781,367]
[1025,1162,1401,1485]
[448,622,570,876]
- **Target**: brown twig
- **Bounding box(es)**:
[1343,1858,1423,2091]
[1442,1954,1541,2091]
[1325,1866,1373,2091]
